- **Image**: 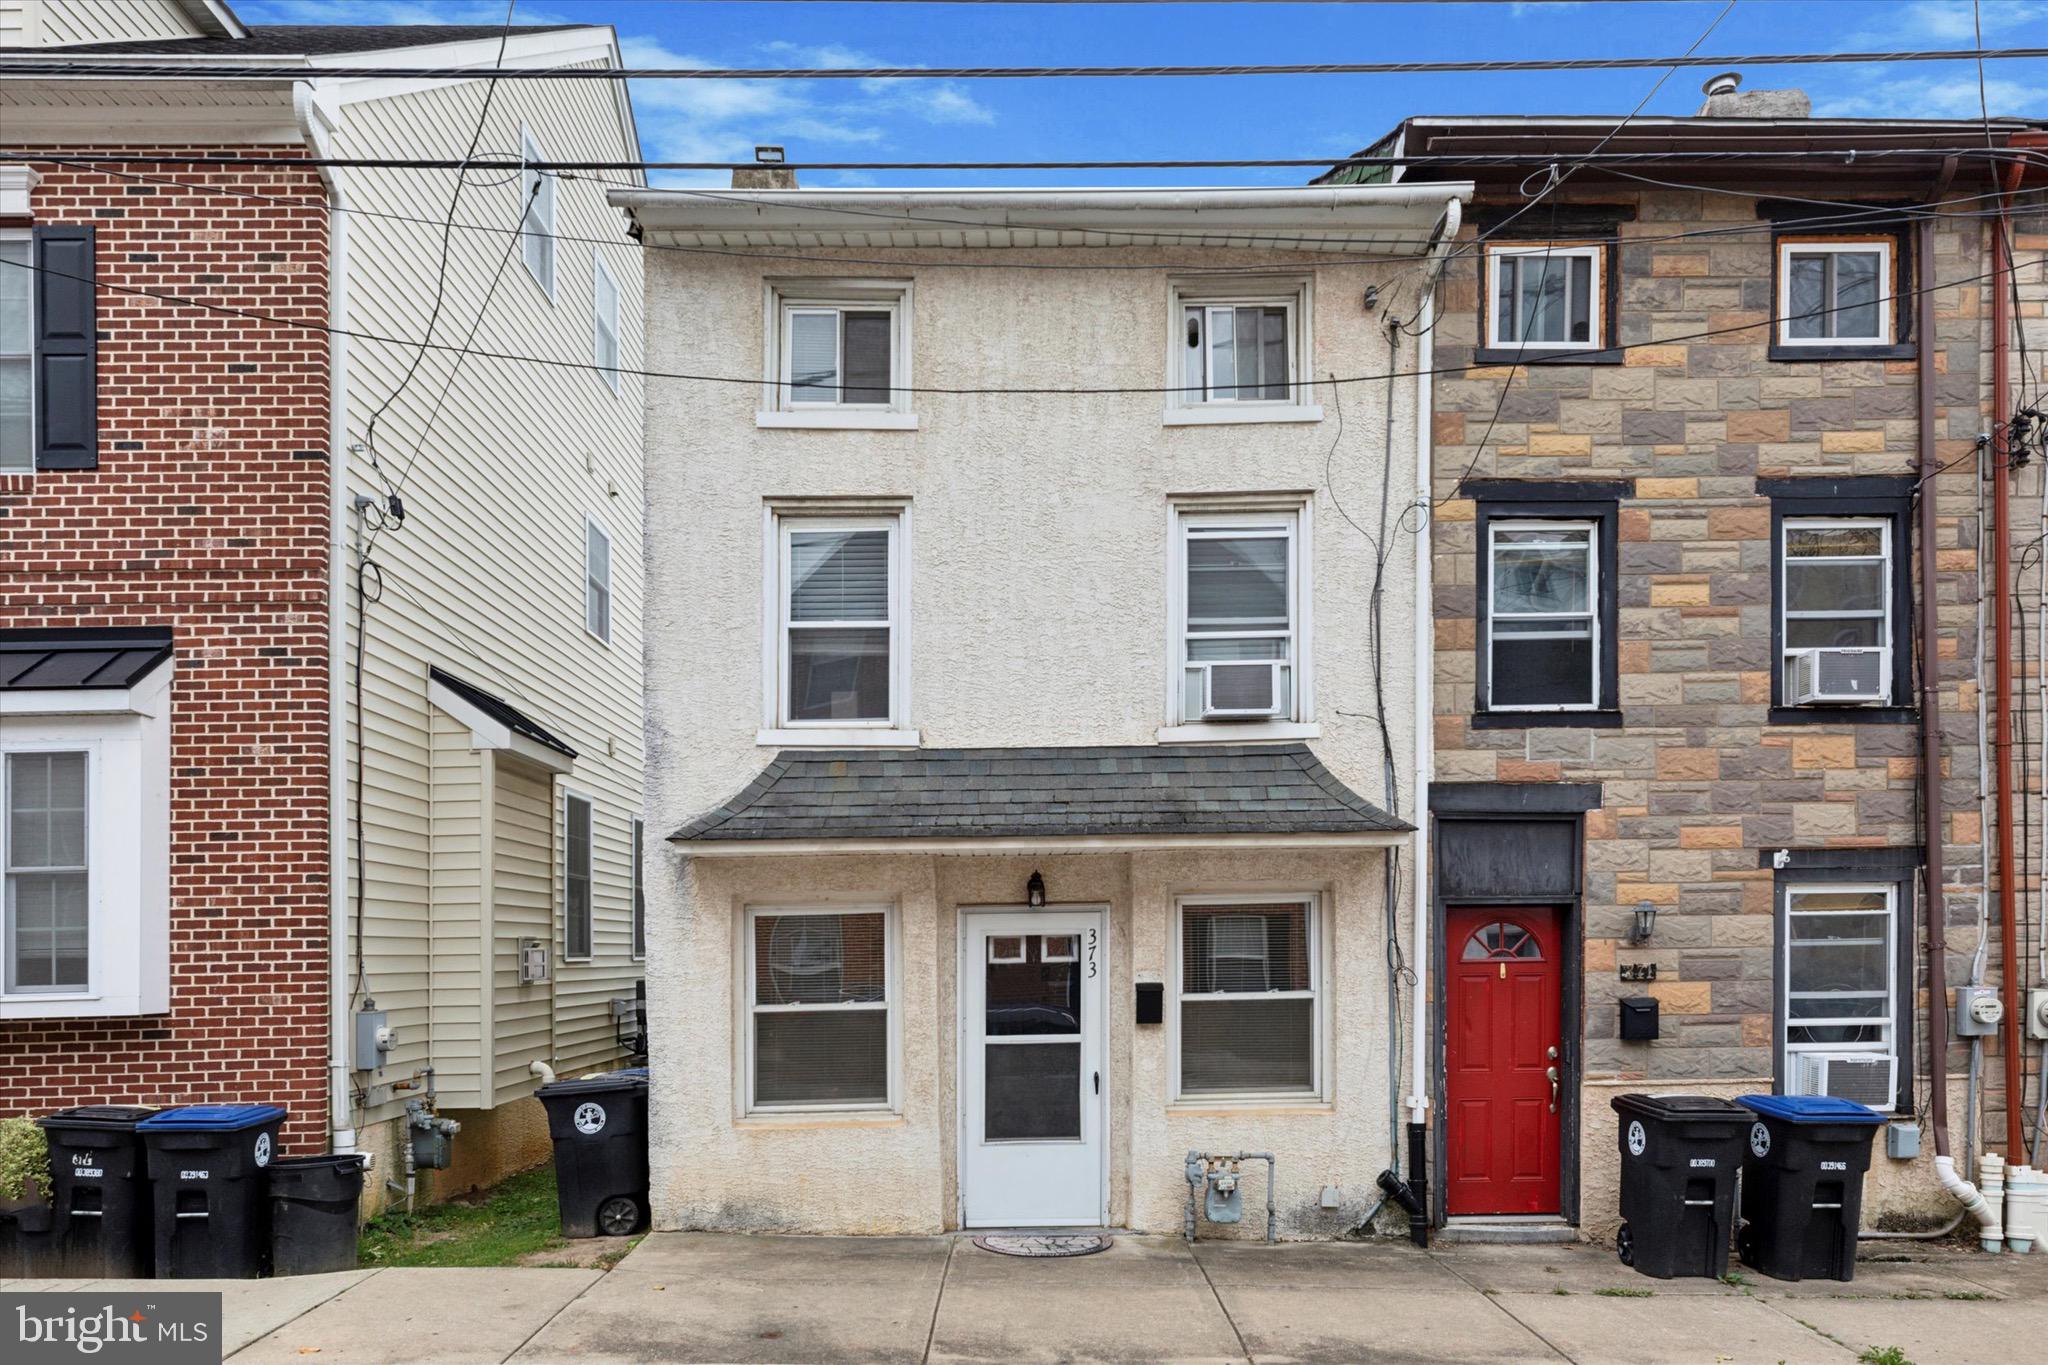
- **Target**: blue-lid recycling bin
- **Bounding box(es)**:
[138,1105,286,1279]
[35,1105,166,1278]
[1736,1094,1886,1282]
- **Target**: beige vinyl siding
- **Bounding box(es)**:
[428,708,487,1107]
[334,54,644,1125]
[0,0,201,46]
[492,758,556,1101]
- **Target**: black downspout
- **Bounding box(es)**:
[1407,1121,1430,1247]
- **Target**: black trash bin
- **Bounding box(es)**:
[269,1154,367,1276]
[138,1104,287,1279]
[35,1105,165,1278]
[536,1071,649,1238]
[1736,1094,1886,1282]
[1610,1094,1750,1278]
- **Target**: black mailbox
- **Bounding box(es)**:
[1620,995,1660,1041]
[1135,982,1164,1024]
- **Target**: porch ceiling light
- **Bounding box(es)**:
[1027,870,1046,908]
[1629,900,1657,946]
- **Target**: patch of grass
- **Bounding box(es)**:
[1720,1271,1749,1288]
[1857,1348,1911,1365]
[1551,1287,1572,1296]
[358,1164,568,1268]
[1942,1291,1989,1301]
[1595,1287,1654,1298]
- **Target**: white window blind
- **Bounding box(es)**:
[593,255,619,388]
[563,793,592,960]
[782,520,896,725]
[1488,520,1598,710]
[585,519,612,644]
[1782,886,1898,1111]
[521,128,556,296]
[749,909,891,1109]
[1177,899,1316,1097]
[0,233,30,471]
[785,306,893,406]
[5,751,90,993]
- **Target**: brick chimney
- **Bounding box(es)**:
[1696,72,1811,118]
[732,145,798,189]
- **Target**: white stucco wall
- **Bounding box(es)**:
[639,239,1429,1235]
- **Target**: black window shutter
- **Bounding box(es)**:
[33,224,97,471]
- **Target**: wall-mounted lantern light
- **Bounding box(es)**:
[1629,899,1657,946]
[1027,870,1046,908]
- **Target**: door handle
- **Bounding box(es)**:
[1546,1065,1559,1114]
[1093,1071,1100,1095]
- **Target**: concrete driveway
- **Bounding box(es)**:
[11,1233,2043,1363]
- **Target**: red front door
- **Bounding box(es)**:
[1445,906,1564,1216]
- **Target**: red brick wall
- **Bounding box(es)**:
[0,150,332,1154]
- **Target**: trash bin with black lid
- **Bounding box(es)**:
[35,1105,165,1278]
[536,1071,649,1238]
[1610,1094,1750,1278]
[138,1105,286,1279]
[269,1153,367,1276]
[1736,1094,1886,1282]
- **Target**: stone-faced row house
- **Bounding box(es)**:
[1,1,646,1209]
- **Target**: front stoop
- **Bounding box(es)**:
[1437,1218,1579,1245]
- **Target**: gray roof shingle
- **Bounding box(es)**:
[672,744,1409,844]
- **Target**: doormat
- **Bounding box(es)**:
[972,1233,1112,1258]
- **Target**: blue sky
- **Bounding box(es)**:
[239,0,2048,186]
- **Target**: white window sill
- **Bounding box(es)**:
[756,411,920,431]
[757,727,921,749]
[738,1111,905,1129]
[1168,1098,1333,1115]
[0,994,161,1020]
[1156,721,1321,743]
[1162,404,1323,427]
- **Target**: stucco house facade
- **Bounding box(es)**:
[620,178,1468,1236]
[1321,89,2047,1242]
[1,1,647,1209]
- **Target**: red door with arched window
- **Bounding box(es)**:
[1445,906,1564,1216]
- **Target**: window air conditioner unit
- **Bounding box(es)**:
[1201,661,1283,720]
[1790,647,1888,705]
[1789,1051,1895,1111]
[518,937,551,985]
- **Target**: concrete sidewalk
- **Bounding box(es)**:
[10,1233,2044,1363]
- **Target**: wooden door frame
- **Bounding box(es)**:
[1428,789,1598,1228]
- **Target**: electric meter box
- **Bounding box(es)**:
[1954,985,2003,1037]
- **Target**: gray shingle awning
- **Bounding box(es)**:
[672,744,1409,849]
[0,627,173,691]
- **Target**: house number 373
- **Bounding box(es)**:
[1086,927,1098,978]
[1619,963,1658,983]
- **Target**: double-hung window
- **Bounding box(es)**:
[769,510,907,736]
[1,229,30,471]
[1781,885,1899,1112]
[1486,244,1603,351]
[1778,239,1890,347]
[1780,518,1891,705]
[585,517,612,644]
[746,906,894,1111]
[4,750,89,994]
[763,282,911,424]
[562,792,592,961]
[592,253,620,391]
[1172,506,1304,726]
[1176,897,1319,1099]
[1486,520,1599,711]
[520,126,556,298]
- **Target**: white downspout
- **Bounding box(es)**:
[1407,196,1459,1127]
[296,84,356,1154]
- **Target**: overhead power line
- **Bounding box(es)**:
[4,45,2044,82]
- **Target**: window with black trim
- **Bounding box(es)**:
[1469,482,1624,725]
[1763,478,1913,722]
[1763,201,1913,362]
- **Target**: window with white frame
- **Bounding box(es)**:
[769,284,907,412]
[1781,885,1899,1111]
[585,517,612,644]
[1486,520,1599,710]
[563,792,592,961]
[1779,239,1891,346]
[1179,297,1296,403]
[5,750,89,993]
[592,253,620,390]
[630,818,645,960]
[1,229,30,471]
[1486,244,1603,350]
[1173,507,1303,724]
[520,127,556,298]
[772,511,904,729]
[1176,897,1318,1098]
[1780,519,1891,704]
[747,906,893,1110]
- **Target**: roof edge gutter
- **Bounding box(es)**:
[673,830,1412,856]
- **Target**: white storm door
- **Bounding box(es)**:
[961,910,1106,1228]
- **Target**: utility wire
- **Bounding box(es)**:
[6,45,2043,81]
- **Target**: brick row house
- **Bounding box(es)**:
[1322,84,2048,1240]
[1,1,647,1208]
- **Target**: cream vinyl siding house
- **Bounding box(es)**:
[0,0,240,48]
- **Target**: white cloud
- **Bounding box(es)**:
[1810,68,2048,118]
[238,1,578,24]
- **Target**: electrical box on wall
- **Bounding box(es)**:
[352,1007,392,1071]
[1954,985,2004,1037]
[1135,982,1164,1025]
[2027,988,2048,1042]
[1618,995,1659,1042]
[1885,1122,1921,1159]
